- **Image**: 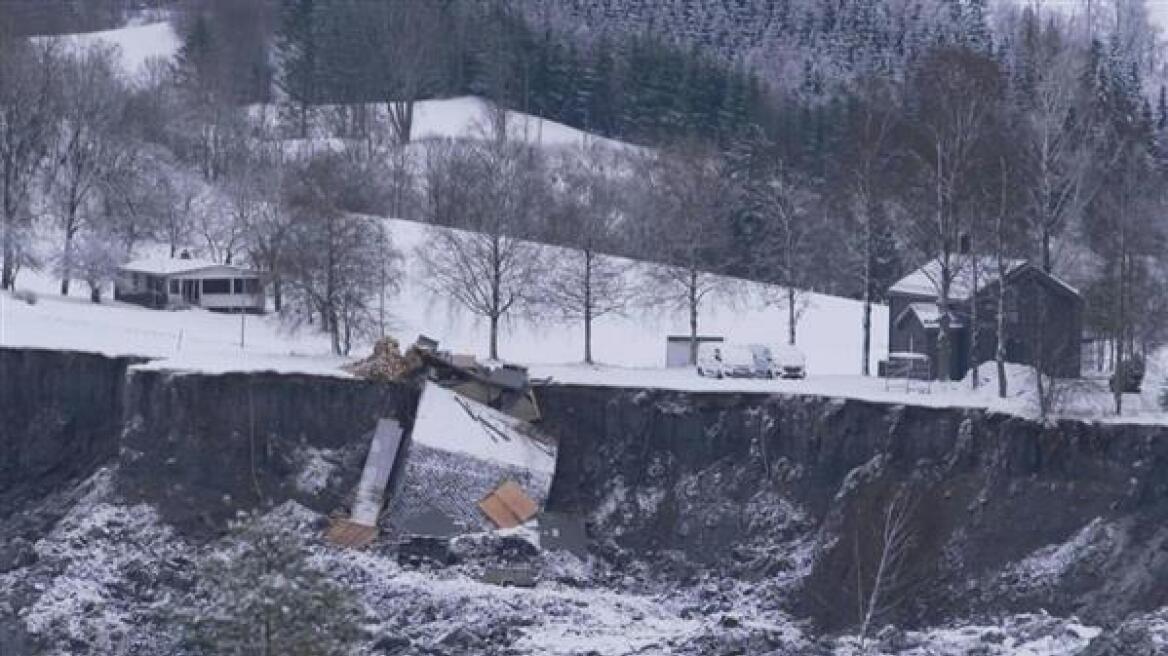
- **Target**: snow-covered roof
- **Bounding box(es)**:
[119,257,256,276]
[897,302,966,329]
[888,256,1083,300]
[890,256,1027,299]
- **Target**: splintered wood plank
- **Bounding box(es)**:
[326,518,378,548]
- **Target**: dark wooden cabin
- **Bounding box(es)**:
[885,256,1083,380]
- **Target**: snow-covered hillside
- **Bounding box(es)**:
[37,21,180,79]
[0,216,885,378]
[248,95,640,155]
[8,214,1167,422]
[387,217,883,374]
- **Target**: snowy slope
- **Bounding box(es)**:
[410,96,636,151]
[38,21,180,79]
[0,215,886,378]
[8,214,1162,423]
[387,217,885,375]
[0,272,344,376]
[248,95,639,154]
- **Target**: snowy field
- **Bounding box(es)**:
[34,20,180,80]
[0,215,887,376]
[7,215,1168,422]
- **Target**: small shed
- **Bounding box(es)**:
[666,335,723,367]
[114,254,265,313]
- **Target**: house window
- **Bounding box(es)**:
[233,278,243,294]
[169,280,179,294]
[202,279,231,294]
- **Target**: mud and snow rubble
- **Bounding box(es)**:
[0,467,1155,656]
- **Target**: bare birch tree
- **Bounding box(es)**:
[637,144,737,365]
[539,142,632,364]
[845,75,900,375]
[854,489,917,644]
[905,48,1000,381]
[753,160,816,346]
[417,130,547,360]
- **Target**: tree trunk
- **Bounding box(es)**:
[689,268,699,365]
[1,198,14,291]
[60,225,75,296]
[584,249,593,364]
[862,299,872,376]
[995,162,1008,398]
[969,245,979,390]
[389,100,415,146]
[489,314,500,361]
[861,206,872,376]
[787,286,797,346]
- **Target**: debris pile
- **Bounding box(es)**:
[331,336,559,558]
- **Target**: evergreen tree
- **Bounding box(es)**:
[275,0,319,137]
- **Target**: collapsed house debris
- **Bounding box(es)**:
[386,382,556,536]
[329,335,559,555]
[478,480,539,529]
[345,335,544,422]
[326,418,404,548]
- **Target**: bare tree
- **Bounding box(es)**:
[636,144,738,365]
[752,159,817,346]
[283,153,401,355]
[366,1,444,145]
[0,37,62,290]
[845,75,900,375]
[70,231,121,303]
[418,126,548,360]
[539,142,633,364]
[854,489,917,644]
[49,42,129,295]
[905,47,1001,381]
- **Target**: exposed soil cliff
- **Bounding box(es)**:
[119,368,418,534]
[0,348,143,514]
[537,385,1168,630]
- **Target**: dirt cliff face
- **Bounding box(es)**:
[0,348,143,515]
[0,347,418,536]
[537,385,1168,630]
[119,369,418,535]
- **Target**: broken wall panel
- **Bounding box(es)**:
[385,383,557,536]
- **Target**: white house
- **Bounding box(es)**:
[114,254,265,313]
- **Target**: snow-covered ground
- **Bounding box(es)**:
[387,217,885,375]
[8,214,1168,423]
[36,21,180,80]
[0,215,886,377]
[0,280,345,376]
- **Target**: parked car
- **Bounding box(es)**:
[698,343,771,378]
[769,344,807,379]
